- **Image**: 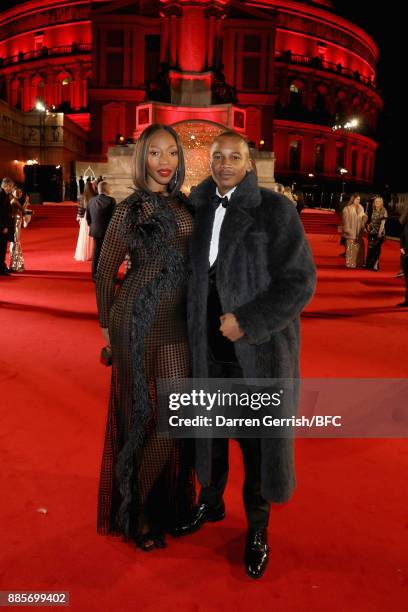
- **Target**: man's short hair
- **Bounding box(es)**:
[212,131,257,174]
[97,180,109,195]
[1,177,15,189]
[213,131,249,149]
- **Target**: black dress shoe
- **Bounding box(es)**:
[172,502,225,537]
[396,301,408,307]
[244,528,269,579]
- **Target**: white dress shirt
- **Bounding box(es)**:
[209,186,237,266]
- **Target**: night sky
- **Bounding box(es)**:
[332,0,404,191]
[1,1,404,189]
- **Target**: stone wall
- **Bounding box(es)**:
[0,99,88,181]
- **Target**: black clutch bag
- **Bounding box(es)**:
[100,345,112,367]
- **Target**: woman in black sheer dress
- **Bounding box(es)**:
[96,125,195,550]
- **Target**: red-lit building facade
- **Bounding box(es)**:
[0,0,382,189]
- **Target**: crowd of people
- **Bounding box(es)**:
[340,194,388,270]
[64,174,104,202]
[0,177,32,276]
[73,176,116,281]
[272,183,304,215]
[337,193,408,305]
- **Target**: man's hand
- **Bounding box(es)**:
[219,313,244,342]
[2,228,7,235]
[401,248,406,255]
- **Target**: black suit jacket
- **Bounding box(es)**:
[0,188,11,232]
[86,193,116,238]
[401,219,408,252]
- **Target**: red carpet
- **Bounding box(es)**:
[1,209,407,611]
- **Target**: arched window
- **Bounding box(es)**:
[10,77,22,109]
[314,84,328,116]
[335,89,347,122]
[315,143,325,173]
[31,74,46,109]
[85,70,92,108]
[289,139,301,171]
[61,76,72,103]
[0,78,6,101]
[289,80,304,108]
[56,71,73,110]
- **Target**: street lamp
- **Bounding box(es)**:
[35,100,46,112]
[339,167,348,201]
[35,99,48,163]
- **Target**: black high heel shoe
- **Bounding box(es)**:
[152,529,167,549]
[135,531,156,552]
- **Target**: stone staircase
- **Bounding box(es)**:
[30,202,340,236]
[301,210,340,235]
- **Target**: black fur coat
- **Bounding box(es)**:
[187,171,316,503]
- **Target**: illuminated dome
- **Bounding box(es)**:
[0,0,382,192]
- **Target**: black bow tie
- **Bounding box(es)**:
[211,194,229,210]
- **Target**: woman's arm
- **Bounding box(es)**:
[341,208,352,239]
[96,203,130,330]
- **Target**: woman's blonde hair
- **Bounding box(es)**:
[132,124,185,197]
[373,196,385,211]
[283,186,296,202]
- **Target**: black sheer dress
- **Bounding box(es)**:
[96,190,195,539]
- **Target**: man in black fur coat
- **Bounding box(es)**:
[174,132,316,578]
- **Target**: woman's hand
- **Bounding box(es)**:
[101,327,110,345]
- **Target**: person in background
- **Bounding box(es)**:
[70,176,78,202]
[86,181,116,280]
[272,183,285,194]
[74,180,95,262]
[0,177,15,276]
[9,187,26,272]
[396,204,408,278]
[294,190,305,215]
[341,193,367,269]
[64,181,70,201]
[397,206,408,307]
[78,175,85,196]
[365,196,388,271]
[283,185,298,207]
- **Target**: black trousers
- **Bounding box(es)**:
[366,236,384,270]
[198,357,271,529]
[402,253,408,300]
[92,237,104,280]
[0,234,8,272]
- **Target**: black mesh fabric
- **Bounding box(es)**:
[96,193,195,538]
